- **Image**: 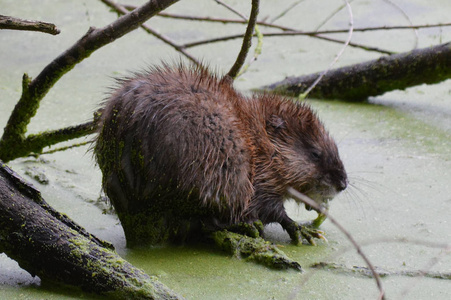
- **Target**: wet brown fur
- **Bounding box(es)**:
[94,63,347,244]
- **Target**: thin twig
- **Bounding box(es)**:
[214,0,248,20]
[38,141,91,156]
[182,31,393,55]
[154,11,451,34]
[0,15,60,35]
[270,0,306,23]
[226,0,260,79]
[381,0,418,49]
[301,0,354,98]
[287,187,386,300]
[323,22,451,33]
[101,0,200,65]
[124,3,451,56]
[314,0,355,31]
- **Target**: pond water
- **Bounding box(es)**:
[1,0,450,299]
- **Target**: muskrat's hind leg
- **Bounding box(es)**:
[224,220,264,238]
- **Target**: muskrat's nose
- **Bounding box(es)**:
[337,177,348,192]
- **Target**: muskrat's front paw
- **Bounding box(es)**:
[287,223,326,246]
[298,226,326,246]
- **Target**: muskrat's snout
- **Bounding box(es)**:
[332,160,348,193]
[323,163,347,198]
[336,170,348,192]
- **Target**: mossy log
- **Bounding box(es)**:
[261,42,451,101]
[212,230,302,271]
[0,161,182,300]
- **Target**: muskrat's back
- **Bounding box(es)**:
[94,64,347,246]
[95,65,258,243]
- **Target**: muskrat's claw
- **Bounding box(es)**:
[284,221,327,246]
[299,226,326,246]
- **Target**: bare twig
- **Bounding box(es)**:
[287,187,386,300]
[0,15,60,35]
[316,22,451,33]
[182,30,393,55]
[214,0,248,20]
[129,4,451,56]
[39,141,91,156]
[154,11,451,34]
[270,0,306,23]
[101,0,200,65]
[157,11,294,31]
[381,0,418,49]
[226,0,260,79]
[314,0,355,31]
[301,0,354,98]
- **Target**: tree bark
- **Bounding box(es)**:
[0,161,182,299]
[261,42,451,101]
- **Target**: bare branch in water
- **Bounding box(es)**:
[287,187,386,300]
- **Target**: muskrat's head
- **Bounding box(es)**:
[264,97,347,210]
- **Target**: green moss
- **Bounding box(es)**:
[211,230,302,271]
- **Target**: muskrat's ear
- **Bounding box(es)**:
[267,115,286,130]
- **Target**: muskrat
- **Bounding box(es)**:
[94,64,347,246]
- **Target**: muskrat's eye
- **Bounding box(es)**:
[310,151,322,161]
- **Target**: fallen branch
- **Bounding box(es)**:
[0,15,60,35]
[0,161,182,299]
[0,0,179,162]
[261,42,451,101]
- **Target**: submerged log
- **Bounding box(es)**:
[261,42,451,101]
[211,230,302,271]
[0,161,182,299]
